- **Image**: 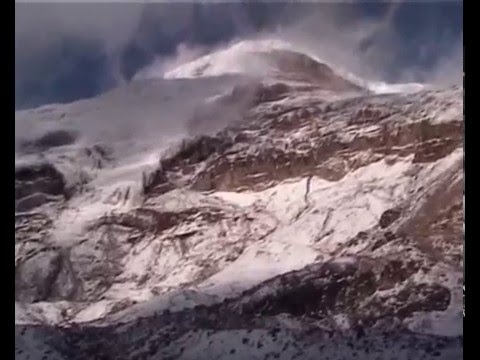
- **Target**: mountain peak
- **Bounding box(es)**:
[163,39,296,79]
[161,39,358,91]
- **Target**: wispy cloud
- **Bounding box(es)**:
[15,2,462,109]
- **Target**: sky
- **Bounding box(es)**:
[15,1,463,110]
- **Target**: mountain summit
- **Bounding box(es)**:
[162,40,361,92]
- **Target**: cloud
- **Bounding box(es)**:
[134,43,210,81]
[134,2,462,87]
[262,2,462,85]
[15,2,257,108]
[15,2,462,109]
[421,33,463,86]
[15,3,145,107]
[15,3,143,52]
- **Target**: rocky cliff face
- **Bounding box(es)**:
[15,43,463,360]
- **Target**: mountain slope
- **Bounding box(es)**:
[15,40,463,360]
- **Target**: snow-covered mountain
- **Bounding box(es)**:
[15,39,463,360]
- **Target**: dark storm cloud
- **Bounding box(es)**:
[15,2,269,108]
[15,1,462,110]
